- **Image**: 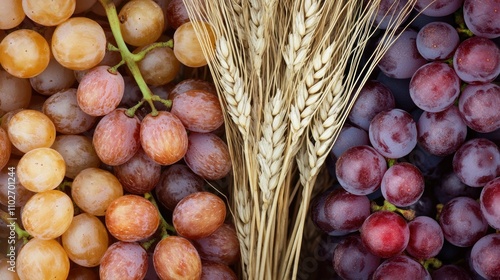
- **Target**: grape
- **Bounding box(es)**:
[7,109,56,153]
[458,82,500,133]
[360,211,409,258]
[0,29,50,78]
[0,69,32,116]
[480,177,500,229]
[0,0,25,29]
[406,216,444,260]
[377,29,427,79]
[417,106,468,156]
[433,171,482,204]
[369,108,417,159]
[329,125,369,162]
[113,148,161,194]
[416,21,460,60]
[153,235,202,280]
[17,238,70,280]
[463,0,500,39]
[322,188,371,234]
[140,111,189,165]
[77,66,125,116]
[376,72,416,112]
[155,163,205,211]
[67,265,100,280]
[17,147,65,193]
[348,80,395,131]
[0,127,10,170]
[0,257,21,279]
[93,109,141,166]
[52,17,106,70]
[51,135,101,179]
[30,57,76,96]
[452,138,500,187]
[371,255,431,280]
[381,162,425,207]
[335,145,387,195]
[439,196,489,247]
[173,191,226,239]
[369,0,409,30]
[166,0,190,29]
[184,132,232,180]
[332,234,381,280]
[42,88,98,135]
[135,44,181,86]
[191,223,241,265]
[470,233,500,279]
[22,0,75,26]
[414,0,463,17]
[61,213,109,267]
[173,21,216,68]
[409,62,461,112]
[453,36,500,83]
[431,264,472,280]
[200,261,238,280]
[22,189,74,240]
[169,78,217,100]
[71,167,124,216]
[0,159,35,207]
[310,189,339,234]
[118,0,165,47]
[99,241,148,280]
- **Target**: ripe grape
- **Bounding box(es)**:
[135,44,181,86]
[0,29,50,78]
[17,147,65,193]
[61,213,109,267]
[439,196,489,247]
[369,108,417,159]
[173,191,226,239]
[406,216,444,260]
[0,69,32,116]
[381,162,425,207]
[0,127,10,170]
[414,0,463,17]
[184,132,232,180]
[200,261,238,280]
[370,0,409,30]
[409,62,461,112]
[329,125,369,160]
[7,109,56,153]
[118,0,165,47]
[51,135,101,179]
[431,264,472,280]
[458,82,500,133]
[168,78,217,100]
[30,57,76,96]
[322,188,371,234]
[173,21,216,68]
[0,257,21,279]
[99,241,148,280]
[42,88,98,135]
[480,177,500,229]
[71,167,124,216]
[52,17,106,70]
[17,238,70,280]
[335,145,387,195]
[140,111,189,165]
[470,233,500,279]
[22,189,74,240]
[113,148,161,194]
[166,0,190,29]
[332,234,381,280]
[153,235,202,280]
[360,211,409,258]
[155,163,205,210]
[22,0,75,26]
[77,66,125,116]
[453,36,500,83]
[463,0,500,39]
[417,106,468,156]
[0,0,25,29]
[191,223,241,265]
[416,21,460,60]
[371,255,431,280]
[452,138,500,187]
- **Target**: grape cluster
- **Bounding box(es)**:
[0,0,240,279]
[310,1,500,279]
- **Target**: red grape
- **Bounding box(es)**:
[191,223,241,265]
[453,36,500,84]
[113,147,161,194]
[332,234,381,280]
[406,216,444,260]
[99,241,148,280]
[463,0,500,38]
[458,82,500,133]
[371,255,431,280]
[416,21,460,60]
[470,233,500,279]
[381,162,425,207]
[360,211,409,258]
[200,261,238,280]
[479,177,500,229]
[323,188,371,234]
[153,235,202,280]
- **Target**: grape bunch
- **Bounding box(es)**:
[0,0,240,279]
[309,0,500,279]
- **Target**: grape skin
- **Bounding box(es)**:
[17,238,70,280]
[380,162,425,207]
[371,255,431,280]
[99,241,148,280]
[191,223,241,266]
[463,0,500,39]
[7,109,56,153]
[453,36,500,84]
[406,216,444,260]
[480,177,500,229]
[414,0,463,17]
[416,21,460,60]
[458,82,500,133]
[323,188,371,234]
[173,21,216,68]
[470,233,500,279]
[332,234,381,280]
[118,0,165,47]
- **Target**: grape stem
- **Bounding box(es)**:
[144,192,176,237]
[0,209,31,244]
[99,0,173,117]
[370,200,416,221]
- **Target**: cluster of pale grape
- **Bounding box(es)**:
[309,0,500,279]
[0,0,240,279]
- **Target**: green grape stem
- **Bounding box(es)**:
[144,192,176,238]
[370,200,416,221]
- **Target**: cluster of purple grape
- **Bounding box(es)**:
[309,0,500,279]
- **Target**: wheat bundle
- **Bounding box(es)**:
[181,0,418,279]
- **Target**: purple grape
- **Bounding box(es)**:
[417,106,468,156]
[433,171,482,204]
[416,21,460,60]
[332,234,381,280]
[369,108,418,159]
[330,125,369,159]
[378,29,427,79]
[463,0,500,39]
[470,233,500,279]
[406,216,444,260]
[370,0,409,30]
[414,0,464,17]
[335,145,387,195]
[310,189,337,234]
[479,177,500,229]
[348,80,395,131]
[453,36,500,83]
[458,82,500,133]
[371,255,431,280]
[376,72,416,112]
[409,62,461,112]
[323,188,371,235]
[431,264,473,280]
[360,211,409,258]
[452,138,500,187]
[381,162,425,207]
[439,197,489,247]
